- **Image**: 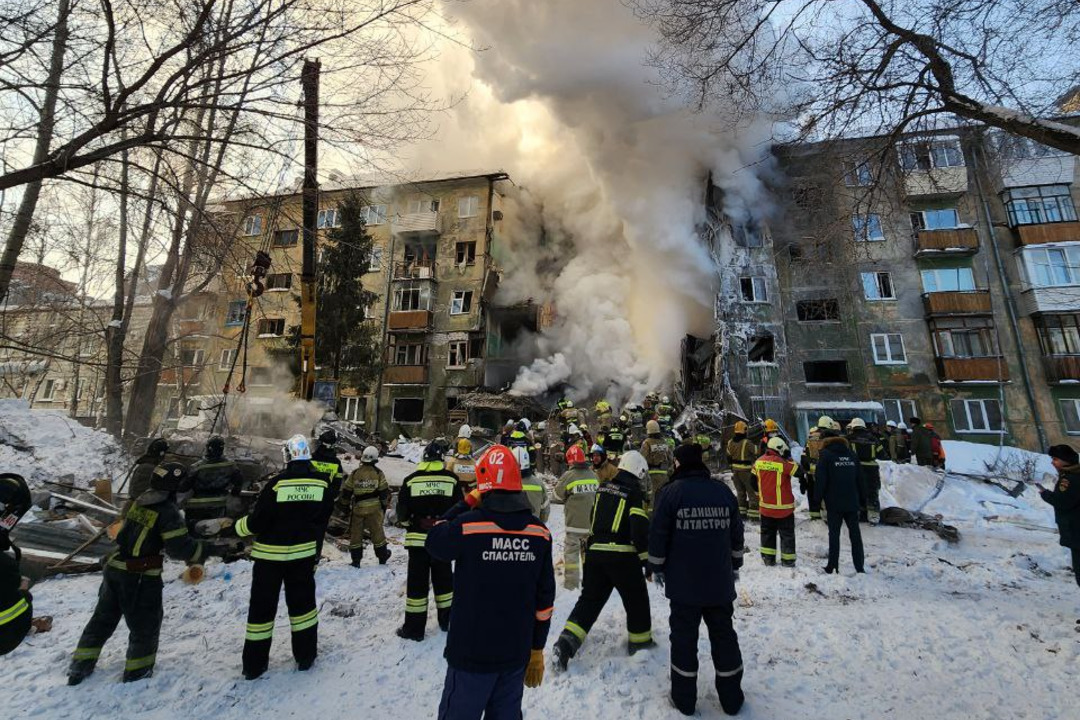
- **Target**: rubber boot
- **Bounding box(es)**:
[437,607,451,632]
[350,548,363,567]
[375,545,391,565]
[716,668,745,716]
[122,666,153,683]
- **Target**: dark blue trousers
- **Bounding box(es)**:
[437,664,526,720]
[669,601,744,715]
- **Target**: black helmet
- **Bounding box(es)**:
[0,474,31,550]
[150,462,187,492]
[515,420,528,432]
[423,439,448,462]
[147,438,169,457]
[206,436,225,459]
[319,429,338,448]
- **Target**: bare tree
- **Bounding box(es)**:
[630,0,1080,152]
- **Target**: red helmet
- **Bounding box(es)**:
[565,444,586,466]
[475,444,523,493]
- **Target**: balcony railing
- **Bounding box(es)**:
[383,365,429,384]
[1016,221,1080,246]
[387,309,432,330]
[913,227,979,256]
[922,290,992,316]
[935,356,1009,382]
[393,260,436,281]
[391,211,441,235]
[903,166,968,197]
[1043,354,1080,383]
[177,319,206,335]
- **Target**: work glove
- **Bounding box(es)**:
[181,564,205,585]
[798,479,808,495]
[524,649,545,688]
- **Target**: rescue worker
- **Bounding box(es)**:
[69,462,205,684]
[754,437,799,567]
[882,421,899,461]
[518,443,550,524]
[927,424,947,469]
[235,435,335,679]
[560,400,582,430]
[311,429,345,492]
[499,420,516,446]
[656,396,675,435]
[694,426,714,471]
[814,423,865,574]
[640,420,674,507]
[1040,445,1080,595]
[725,421,759,522]
[595,400,613,431]
[121,437,169,515]
[759,418,780,453]
[1,473,33,657]
[427,445,555,718]
[603,418,628,459]
[847,418,882,524]
[557,396,572,412]
[591,444,618,484]
[455,425,473,458]
[564,423,586,452]
[338,446,391,567]
[395,440,463,641]
[648,443,745,717]
[893,423,913,463]
[552,445,600,590]
[553,451,653,670]
[909,417,934,467]
[182,435,245,530]
[627,404,645,444]
[799,420,828,520]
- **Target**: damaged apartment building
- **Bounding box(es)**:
[708,126,1080,450]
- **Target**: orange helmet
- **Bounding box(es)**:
[565,444,586,466]
[474,444,523,493]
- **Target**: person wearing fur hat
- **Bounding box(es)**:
[813,423,865,574]
[1041,445,1080,595]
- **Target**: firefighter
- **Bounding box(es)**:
[640,420,674,507]
[516,439,550,524]
[455,424,473,457]
[627,404,645,443]
[656,396,675,435]
[693,426,714,471]
[182,435,245,531]
[591,444,618,484]
[800,419,828,520]
[759,418,781,453]
[395,440,463,641]
[553,445,600,590]
[338,446,391,567]
[234,435,335,679]
[847,418,882,524]
[725,421,759,522]
[814,422,865,574]
[648,443,745,716]
[427,445,555,718]
[754,437,800,567]
[121,437,169,515]
[891,422,912,463]
[1,474,33,657]
[560,400,582,430]
[595,400,613,430]
[603,418,628,459]
[69,462,205,684]
[311,429,345,492]
[552,451,653,670]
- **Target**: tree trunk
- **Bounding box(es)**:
[104,150,130,436]
[0,0,71,304]
[123,296,175,439]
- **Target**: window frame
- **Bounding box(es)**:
[316,208,340,229]
[1034,314,1080,355]
[219,348,237,370]
[447,340,468,368]
[242,215,263,237]
[900,139,965,171]
[455,241,477,266]
[179,348,205,367]
[40,378,56,400]
[910,207,961,231]
[882,399,917,425]
[929,317,999,358]
[362,204,387,225]
[265,273,293,291]
[921,267,976,293]
[450,290,474,315]
[392,281,433,312]
[739,276,768,303]
[1003,185,1078,226]
[852,213,886,242]
[225,300,247,326]
[951,398,1005,434]
[843,161,873,187]
[272,229,299,247]
[861,271,895,300]
[870,333,907,365]
[458,196,480,218]
[1020,245,1080,288]
[256,318,286,337]
[1060,398,1080,435]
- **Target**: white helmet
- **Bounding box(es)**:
[283,434,312,463]
[848,417,867,430]
[618,450,649,480]
[458,424,472,439]
[510,444,531,471]
[362,446,380,463]
[886,420,898,428]
[661,395,671,404]
[519,417,532,431]
[566,399,574,408]
[897,422,908,431]
[767,436,789,454]
[568,423,581,435]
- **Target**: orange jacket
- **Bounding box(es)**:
[753,450,797,519]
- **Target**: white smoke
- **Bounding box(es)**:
[413,0,777,402]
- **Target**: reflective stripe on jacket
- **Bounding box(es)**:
[753,451,797,518]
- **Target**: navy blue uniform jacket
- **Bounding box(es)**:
[813,436,865,513]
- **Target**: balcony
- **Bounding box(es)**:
[391,212,441,236]
[158,367,201,385]
[913,227,979,257]
[904,167,968,198]
[177,319,206,335]
[1019,286,1080,315]
[935,357,1010,383]
[1015,221,1080,246]
[1043,355,1080,384]
[922,290,992,316]
[387,309,432,330]
[393,260,437,281]
[383,365,429,384]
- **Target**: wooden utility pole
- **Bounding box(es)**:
[299,59,320,401]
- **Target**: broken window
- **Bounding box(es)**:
[448,341,468,367]
[179,348,205,367]
[266,273,292,290]
[796,299,840,322]
[272,229,298,247]
[929,317,998,358]
[392,342,427,365]
[733,222,764,248]
[791,184,823,212]
[407,198,440,214]
[861,272,895,300]
[910,208,960,231]
[392,398,425,423]
[899,139,964,170]
[843,161,873,187]
[393,281,433,311]
[740,277,767,303]
[747,334,775,364]
[456,241,477,266]
[257,318,285,336]
[450,290,473,315]
[225,301,247,326]
[803,360,850,384]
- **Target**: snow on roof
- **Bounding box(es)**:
[793,401,884,410]
[217,169,511,205]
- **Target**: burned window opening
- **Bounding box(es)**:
[796,299,841,322]
[747,334,775,364]
[804,360,849,384]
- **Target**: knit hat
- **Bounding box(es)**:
[1047,444,1079,465]
[673,442,705,470]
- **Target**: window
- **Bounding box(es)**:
[369,246,383,271]
[796,298,840,322]
[804,360,850,384]
[393,281,433,311]
[407,198,440,214]
[951,398,1004,433]
[861,272,895,300]
[900,139,964,170]
[393,343,427,365]
[266,273,292,291]
[257,318,285,336]
[1003,185,1078,226]
[733,223,764,248]
[747,334,775,364]
[248,367,273,386]
[910,208,960,231]
[243,215,263,236]
[343,396,365,422]
[1060,399,1080,434]
[180,348,204,367]
[843,161,873,187]
[1020,245,1080,288]
[272,229,298,247]
[921,267,975,292]
[78,335,95,357]
[929,317,998,357]
[362,302,378,320]
[392,398,425,423]
[458,196,480,218]
[362,204,387,225]
[791,184,823,212]
[852,213,885,242]
[450,290,473,315]
[751,396,785,422]
[882,399,918,425]
[219,348,237,370]
[225,301,247,326]
[871,333,907,364]
[456,241,477,266]
[40,379,56,400]
[789,237,832,264]
[740,277,768,303]
[1034,314,1080,355]
[448,340,468,368]
[317,208,340,229]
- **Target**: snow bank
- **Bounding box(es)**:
[0,400,130,489]
[394,438,426,464]
[942,440,1055,481]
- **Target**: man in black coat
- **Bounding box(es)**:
[813,424,865,574]
[0,473,33,657]
[1041,444,1080,593]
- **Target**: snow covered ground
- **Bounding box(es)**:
[3,433,1077,718]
